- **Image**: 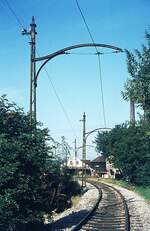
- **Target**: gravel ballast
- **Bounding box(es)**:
[47,180,150,231]
[104,182,150,231]
[47,182,99,230]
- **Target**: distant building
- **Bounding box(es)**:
[90,155,108,178]
[67,157,91,175]
[67,157,82,169]
[66,155,119,179]
[106,158,121,179]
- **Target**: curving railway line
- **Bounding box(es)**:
[49,180,130,231]
[75,181,130,231]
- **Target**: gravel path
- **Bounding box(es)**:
[104,182,150,231]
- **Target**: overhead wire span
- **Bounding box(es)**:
[3,0,26,31]
[75,0,98,52]
[3,0,77,137]
[65,52,98,56]
[65,50,119,56]
[35,48,77,138]
[97,54,106,127]
[42,66,77,138]
[75,0,107,127]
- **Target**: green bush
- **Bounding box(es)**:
[95,122,150,186]
[0,96,59,230]
[0,96,82,230]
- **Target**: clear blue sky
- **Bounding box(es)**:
[0,0,149,159]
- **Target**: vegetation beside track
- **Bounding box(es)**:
[0,96,81,231]
[98,178,150,201]
[95,31,150,191]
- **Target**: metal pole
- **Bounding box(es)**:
[81,112,86,187]
[83,112,86,187]
[29,35,33,120]
[74,138,78,178]
[30,16,37,125]
[22,16,37,125]
[75,138,77,160]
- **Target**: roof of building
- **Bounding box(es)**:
[91,155,106,163]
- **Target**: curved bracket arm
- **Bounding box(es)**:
[77,144,95,152]
[85,127,111,140]
[35,43,123,85]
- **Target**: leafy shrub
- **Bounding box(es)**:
[0,96,81,230]
[95,122,150,186]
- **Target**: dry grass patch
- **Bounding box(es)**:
[71,196,81,207]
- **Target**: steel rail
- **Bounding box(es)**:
[71,183,102,231]
[73,180,130,231]
[104,182,130,231]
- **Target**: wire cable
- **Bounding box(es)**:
[3,0,26,31]
[75,0,98,53]
[35,48,77,137]
[75,0,107,127]
[2,0,77,137]
[43,66,77,138]
[97,55,106,127]
[66,51,118,56]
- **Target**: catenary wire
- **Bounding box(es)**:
[66,51,119,56]
[42,66,77,138]
[3,0,26,31]
[35,48,77,138]
[2,0,77,137]
[97,55,106,127]
[75,0,98,53]
[75,0,107,127]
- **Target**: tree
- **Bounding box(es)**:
[0,96,81,231]
[0,95,57,230]
[60,136,71,166]
[95,123,150,186]
[122,31,150,121]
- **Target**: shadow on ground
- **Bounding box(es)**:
[46,209,88,230]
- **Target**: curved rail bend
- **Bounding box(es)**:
[73,180,130,231]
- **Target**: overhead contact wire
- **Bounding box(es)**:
[3,0,26,31]
[3,0,77,137]
[75,0,107,127]
[43,66,77,138]
[97,55,106,127]
[75,0,98,52]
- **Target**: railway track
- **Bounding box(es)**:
[75,181,130,231]
[49,180,130,231]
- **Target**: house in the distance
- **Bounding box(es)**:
[67,157,82,169]
[106,158,121,179]
[90,155,108,178]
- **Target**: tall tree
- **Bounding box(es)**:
[95,123,150,186]
[122,31,150,122]
[0,96,80,231]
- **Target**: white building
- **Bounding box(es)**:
[67,157,83,169]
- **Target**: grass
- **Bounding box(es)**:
[97,178,150,201]
[71,195,81,207]
[134,186,150,201]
